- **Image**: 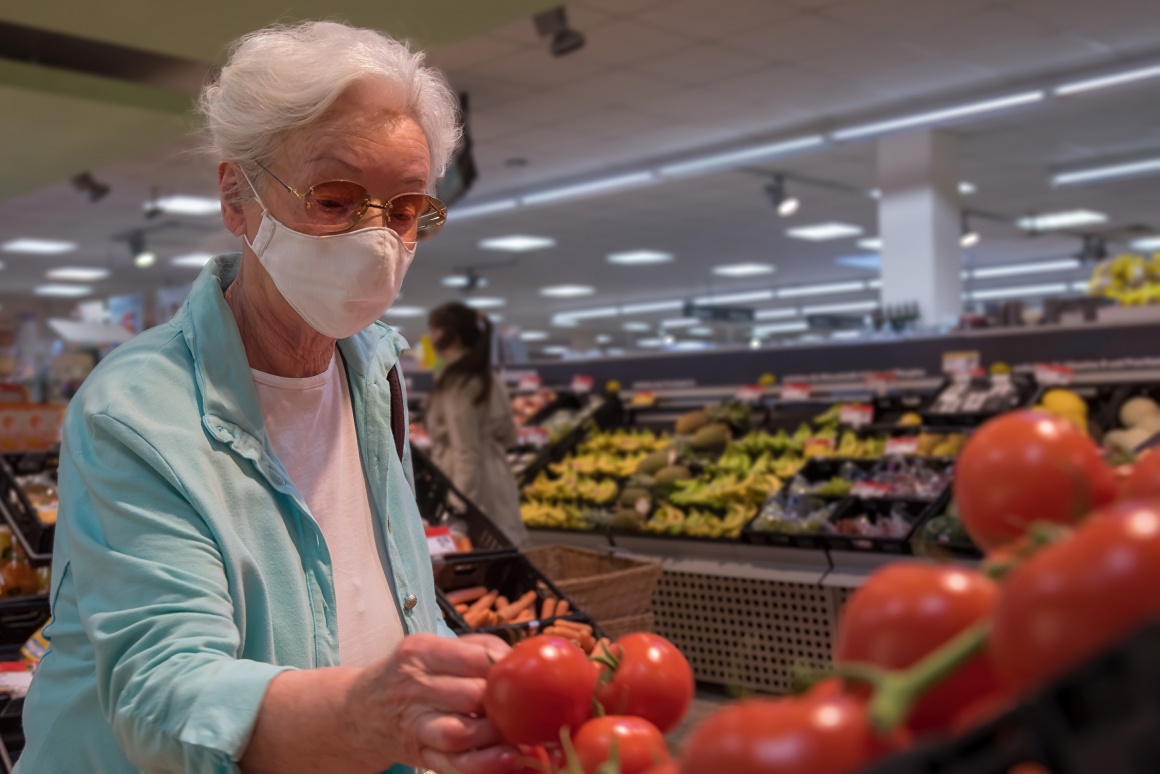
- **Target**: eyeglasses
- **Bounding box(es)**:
[255,163,447,243]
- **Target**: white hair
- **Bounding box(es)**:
[199,20,460,199]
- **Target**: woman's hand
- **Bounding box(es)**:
[346,633,518,774]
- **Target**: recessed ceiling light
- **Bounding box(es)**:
[688,326,714,336]
[383,306,427,318]
[171,253,214,268]
[488,314,504,323]
[787,222,864,241]
[464,297,507,309]
[1131,237,1160,251]
[150,195,221,216]
[540,284,595,298]
[959,182,977,195]
[45,267,110,281]
[857,237,883,251]
[478,235,556,252]
[442,274,488,288]
[594,334,613,344]
[1017,210,1107,231]
[778,281,868,298]
[607,250,674,265]
[3,238,77,255]
[712,263,775,277]
[1052,157,1160,187]
[623,321,651,332]
[35,283,91,297]
[672,340,710,351]
[520,330,549,341]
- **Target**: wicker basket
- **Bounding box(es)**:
[600,612,656,641]
[524,545,662,621]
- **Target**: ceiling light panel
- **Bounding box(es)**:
[1130,237,1160,251]
[969,283,1069,301]
[831,91,1045,140]
[754,308,799,320]
[802,301,879,315]
[1017,210,1107,231]
[3,238,77,255]
[606,250,673,265]
[856,237,883,251]
[660,318,699,329]
[520,331,549,341]
[688,326,714,336]
[753,321,809,336]
[383,306,427,317]
[35,283,91,297]
[540,285,595,298]
[542,346,570,355]
[464,297,507,309]
[712,263,775,277]
[786,222,864,241]
[620,300,684,315]
[478,235,557,252]
[152,195,220,216]
[594,334,613,344]
[45,267,110,281]
[623,322,651,332]
[449,199,519,221]
[171,253,214,267]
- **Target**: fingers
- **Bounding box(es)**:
[457,633,513,663]
[420,675,487,716]
[422,744,521,774]
[400,634,508,679]
[415,711,507,754]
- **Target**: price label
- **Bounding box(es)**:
[781,382,812,401]
[840,404,874,428]
[518,373,543,391]
[518,427,551,447]
[1035,363,1074,386]
[803,437,835,456]
[424,526,458,558]
[631,391,658,407]
[942,350,980,377]
[735,385,764,404]
[885,436,920,456]
[571,375,594,394]
[864,372,897,396]
[410,425,432,450]
[992,373,1012,388]
[850,482,892,499]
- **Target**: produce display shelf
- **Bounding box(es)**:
[0,455,56,563]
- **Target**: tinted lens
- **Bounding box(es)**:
[388,194,447,241]
[304,181,370,228]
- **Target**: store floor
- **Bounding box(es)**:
[665,684,750,749]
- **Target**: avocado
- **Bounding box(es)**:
[618,486,652,509]
[654,465,693,487]
[611,509,646,532]
[636,449,670,476]
[691,423,731,451]
[675,409,711,436]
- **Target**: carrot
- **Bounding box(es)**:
[513,609,535,624]
[446,586,488,605]
[544,626,582,648]
[495,596,510,611]
[540,597,557,619]
[496,590,537,622]
[464,607,488,627]
[463,590,498,626]
[454,603,468,614]
[555,599,570,616]
[552,619,593,636]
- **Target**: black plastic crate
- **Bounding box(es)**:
[409,448,516,561]
[0,456,55,562]
[742,490,840,550]
[434,553,598,644]
[912,501,984,560]
[861,618,1160,774]
[824,490,949,555]
[793,457,878,497]
[0,596,49,649]
[864,456,954,502]
[921,374,1037,428]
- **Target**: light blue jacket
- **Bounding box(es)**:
[18,254,450,773]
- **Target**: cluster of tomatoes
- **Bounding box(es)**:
[486,409,1160,773]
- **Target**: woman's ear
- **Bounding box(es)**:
[218,162,249,237]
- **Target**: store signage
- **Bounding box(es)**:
[942,350,981,376]
[424,526,458,558]
[571,375,594,394]
[885,436,920,456]
[840,404,874,427]
[781,382,812,401]
[1034,363,1074,386]
[517,373,543,391]
[735,385,765,404]
[683,301,756,323]
[631,391,658,407]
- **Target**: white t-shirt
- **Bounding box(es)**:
[251,354,404,666]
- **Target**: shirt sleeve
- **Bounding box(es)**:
[63,410,293,773]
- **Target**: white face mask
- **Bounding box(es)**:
[242,183,415,339]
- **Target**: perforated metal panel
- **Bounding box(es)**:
[827,585,856,660]
[652,569,835,694]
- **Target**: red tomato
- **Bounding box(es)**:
[678,692,884,774]
[640,763,678,774]
[485,636,597,746]
[990,501,1160,695]
[951,694,1011,736]
[953,411,1117,551]
[836,563,1003,735]
[595,633,694,733]
[573,716,670,774]
[512,746,552,774]
[1118,449,1160,500]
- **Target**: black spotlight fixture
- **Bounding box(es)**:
[1077,234,1108,262]
[533,6,586,57]
[763,175,800,217]
[71,171,111,202]
[128,232,156,268]
[960,211,980,248]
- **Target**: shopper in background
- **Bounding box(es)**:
[427,303,528,545]
[18,21,517,774]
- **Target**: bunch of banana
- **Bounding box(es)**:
[643,503,687,535]
[520,502,588,529]
[575,478,619,505]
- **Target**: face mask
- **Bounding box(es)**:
[241,180,415,339]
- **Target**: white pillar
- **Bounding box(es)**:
[877,130,962,328]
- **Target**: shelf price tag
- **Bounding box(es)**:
[942,350,980,377]
[803,437,835,456]
[885,436,920,456]
[1034,363,1074,386]
[630,391,658,407]
[864,372,896,396]
[570,375,594,394]
[735,385,764,404]
[781,382,812,401]
[424,526,458,559]
[840,403,874,428]
[850,482,892,499]
[517,373,543,391]
[518,427,551,447]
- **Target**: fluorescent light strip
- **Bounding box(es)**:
[556,306,619,321]
[970,259,1081,279]
[463,297,506,309]
[658,135,825,177]
[3,238,77,255]
[692,290,775,305]
[45,267,110,281]
[540,285,594,298]
[620,300,684,314]
[636,338,666,348]
[753,321,809,336]
[1055,64,1160,96]
[786,222,864,241]
[479,235,556,252]
[1052,158,1160,187]
[1017,210,1107,230]
[1070,281,1091,293]
[607,250,673,265]
[171,253,214,267]
[712,263,775,277]
[802,301,878,315]
[623,321,651,332]
[35,283,91,297]
[520,331,549,341]
[542,346,570,355]
[754,308,798,320]
[1131,237,1160,251]
[777,281,868,298]
[660,318,699,329]
[832,91,1045,140]
[448,199,519,221]
[866,279,882,289]
[383,306,427,318]
[857,237,883,251]
[152,195,220,216]
[521,171,657,206]
[831,330,863,340]
[969,283,1069,301]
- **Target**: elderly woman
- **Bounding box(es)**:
[17,21,518,774]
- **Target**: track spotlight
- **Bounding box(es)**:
[960,212,980,248]
[71,172,111,202]
[1077,234,1108,262]
[533,7,586,57]
[764,175,800,217]
[129,232,156,268]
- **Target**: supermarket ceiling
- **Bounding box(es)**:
[2,0,1160,352]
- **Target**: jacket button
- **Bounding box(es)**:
[403,594,418,611]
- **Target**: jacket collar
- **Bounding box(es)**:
[176,253,408,444]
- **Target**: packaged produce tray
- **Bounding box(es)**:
[409,447,516,561]
[921,374,1036,427]
[824,493,947,555]
[861,617,1160,774]
[912,502,983,560]
[434,553,603,649]
[0,453,58,562]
